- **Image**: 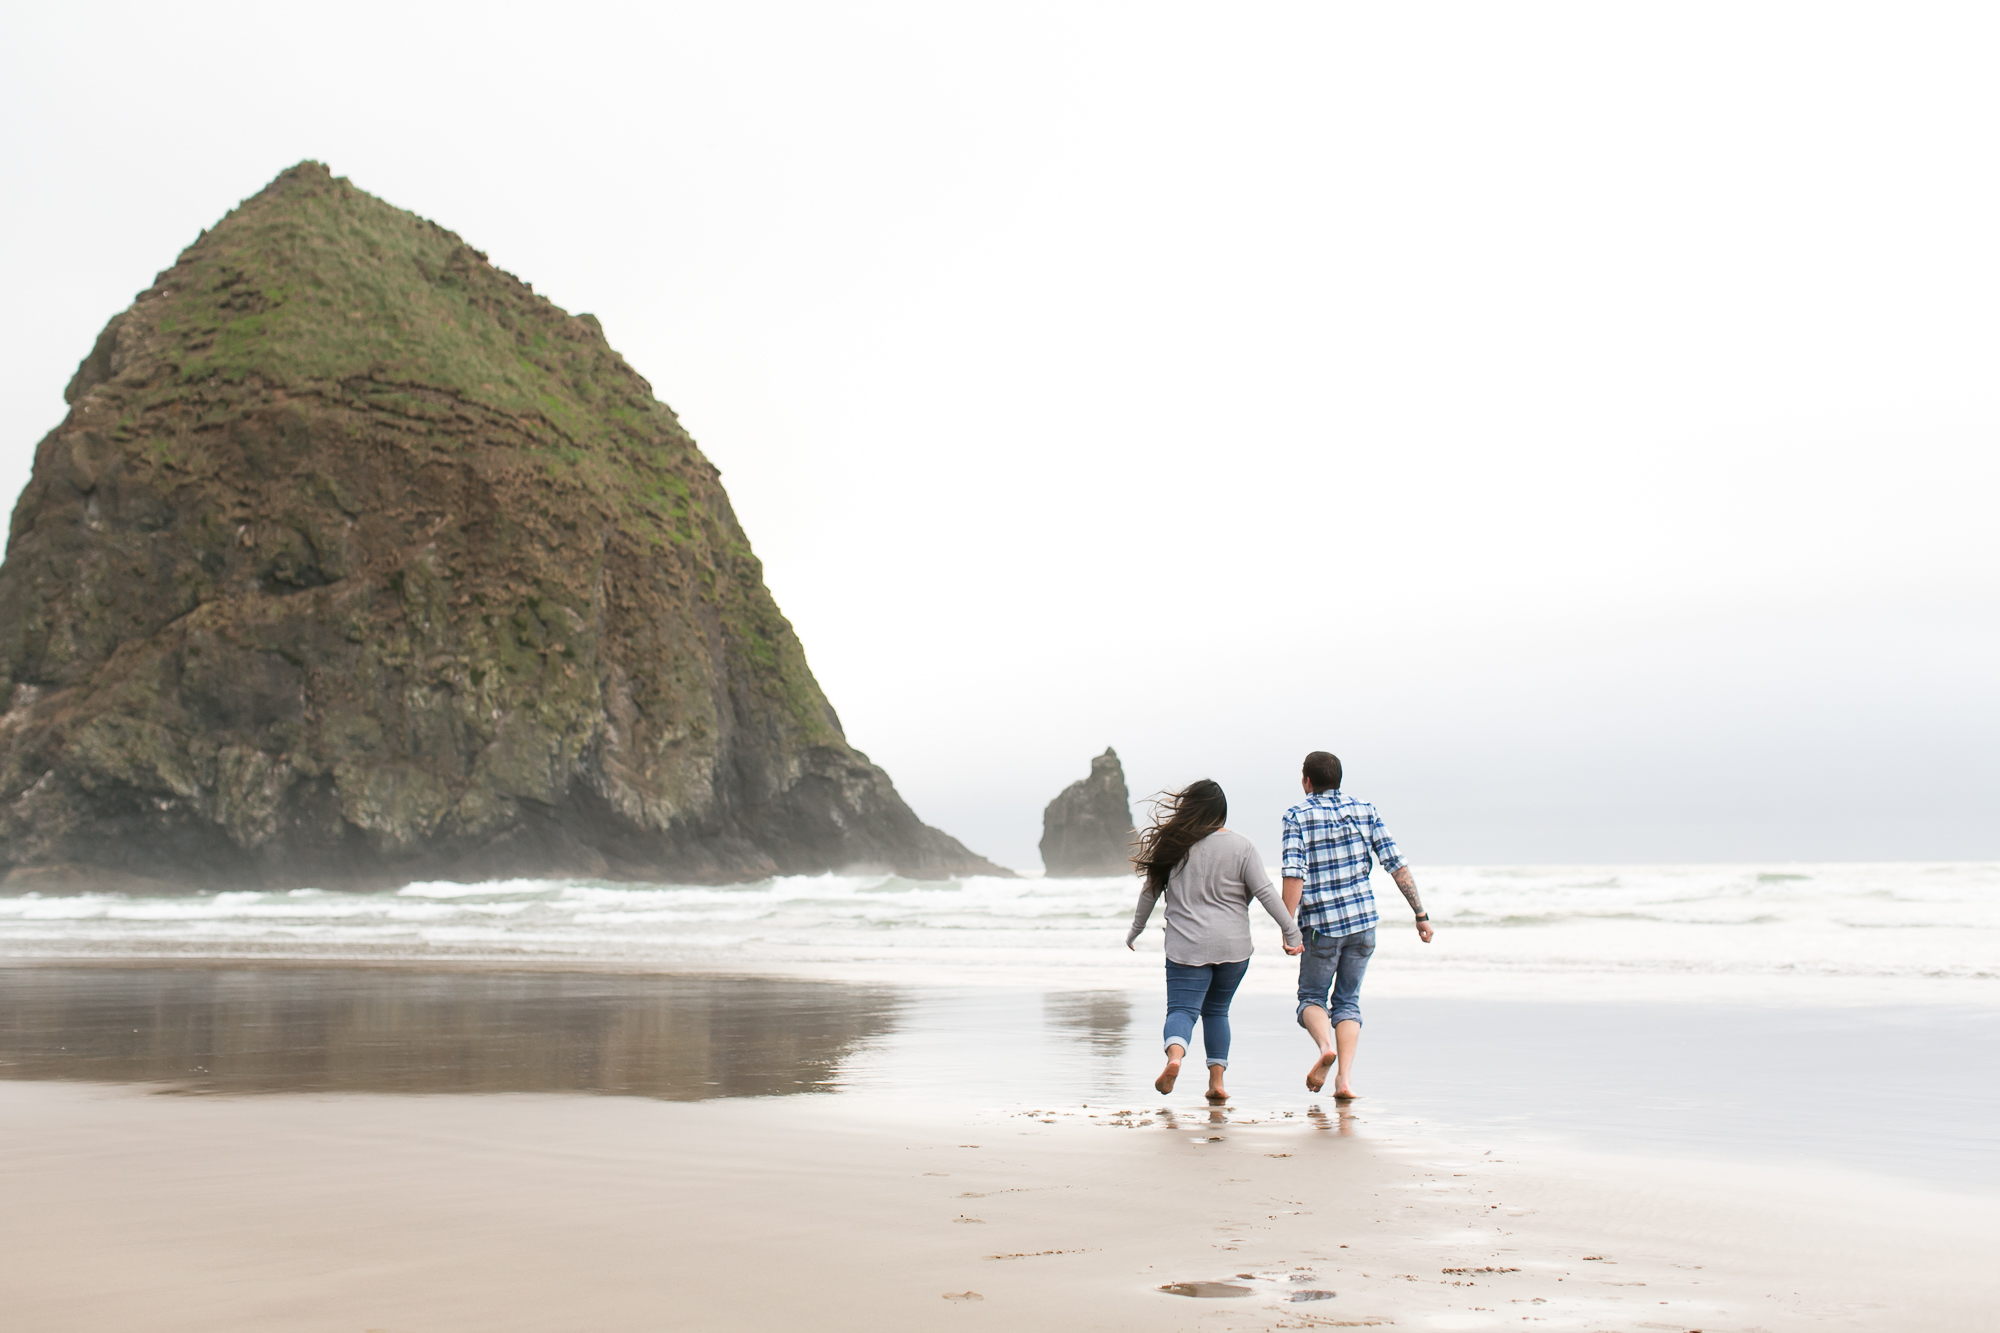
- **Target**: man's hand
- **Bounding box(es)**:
[1391,866,1432,943]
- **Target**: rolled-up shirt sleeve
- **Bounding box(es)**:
[1280,809,1306,879]
[1369,810,1406,874]
[1125,882,1162,948]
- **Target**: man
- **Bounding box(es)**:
[1281,750,1433,1098]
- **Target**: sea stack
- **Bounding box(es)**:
[0,163,1004,890]
[1039,748,1136,877]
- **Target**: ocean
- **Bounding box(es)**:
[1,861,1993,1003]
[2,861,1994,1193]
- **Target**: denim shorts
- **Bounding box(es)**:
[1295,926,1376,1028]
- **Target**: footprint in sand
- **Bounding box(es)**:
[1159,1281,1253,1298]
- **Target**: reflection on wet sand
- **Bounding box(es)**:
[0,967,905,1098]
[1308,1103,1359,1136]
[1040,989,1132,1101]
[1144,1101,1359,1145]
[1041,990,1130,1052]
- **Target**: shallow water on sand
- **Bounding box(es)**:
[3,965,1993,1195]
[0,967,902,1099]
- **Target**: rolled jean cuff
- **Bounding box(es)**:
[1295,998,1364,1027]
[1162,1042,1226,1068]
[1294,926,1375,1030]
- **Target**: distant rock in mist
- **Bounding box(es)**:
[0,162,1005,891]
[1039,748,1136,878]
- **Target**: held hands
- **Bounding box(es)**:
[1283,942,1304,955]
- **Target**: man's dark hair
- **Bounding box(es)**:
[1302,751,1342,793]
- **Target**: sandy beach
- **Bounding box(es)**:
[3,1079,1995,1332]
[2,961,1995,1332]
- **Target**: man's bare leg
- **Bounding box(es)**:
[1302,1009,1363,1096]
[1205,1063,1228,1103]
[1301,1006,1337,1092]
[1332,1019,1361,1099]
[1156,1043,1185,1094]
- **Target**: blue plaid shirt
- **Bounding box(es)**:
[1281,791,1406,937]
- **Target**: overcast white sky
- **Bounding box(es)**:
[3,2,1994,871]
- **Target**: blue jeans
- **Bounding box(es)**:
[1295,927,1375,1028]
[1163,958,1250,1068]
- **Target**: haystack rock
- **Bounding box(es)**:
[0,162,1005,890]
[1039,748,1136,877]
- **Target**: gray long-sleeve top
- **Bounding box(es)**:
[1126,829,1302,965]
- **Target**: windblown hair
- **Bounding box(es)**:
[1131,779,1228,893]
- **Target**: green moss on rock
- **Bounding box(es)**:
[0,163,1002,889]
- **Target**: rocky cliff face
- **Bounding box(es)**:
[1039,748,1135,877]
[0,163,1003,890]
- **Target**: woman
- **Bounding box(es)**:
[1126,778,1302,1101]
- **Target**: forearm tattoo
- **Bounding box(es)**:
[1391,866,1424,916]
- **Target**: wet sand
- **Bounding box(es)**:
[1,964,1995,1331]
[2,1080,1995,1332]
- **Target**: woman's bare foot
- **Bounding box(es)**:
[1333,1081,1360,1100]
[1305,1050,1337,1093]
[1155,1046,1184,1095]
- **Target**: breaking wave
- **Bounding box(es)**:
[0,861,1993,999]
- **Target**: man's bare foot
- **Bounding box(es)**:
[1205,1082,1229,1103]
[1155,1056,1182,1095]
[1305,1050,1336,1093]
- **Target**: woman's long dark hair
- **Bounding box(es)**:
[1131,779,1227,892]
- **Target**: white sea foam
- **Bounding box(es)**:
[0,862,1993,1003]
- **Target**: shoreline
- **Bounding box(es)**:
[3,961,1995,1195]
[1,961,1994,1328]
[0,949,1990,1012]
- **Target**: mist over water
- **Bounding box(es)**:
[1,862,1992,1002]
